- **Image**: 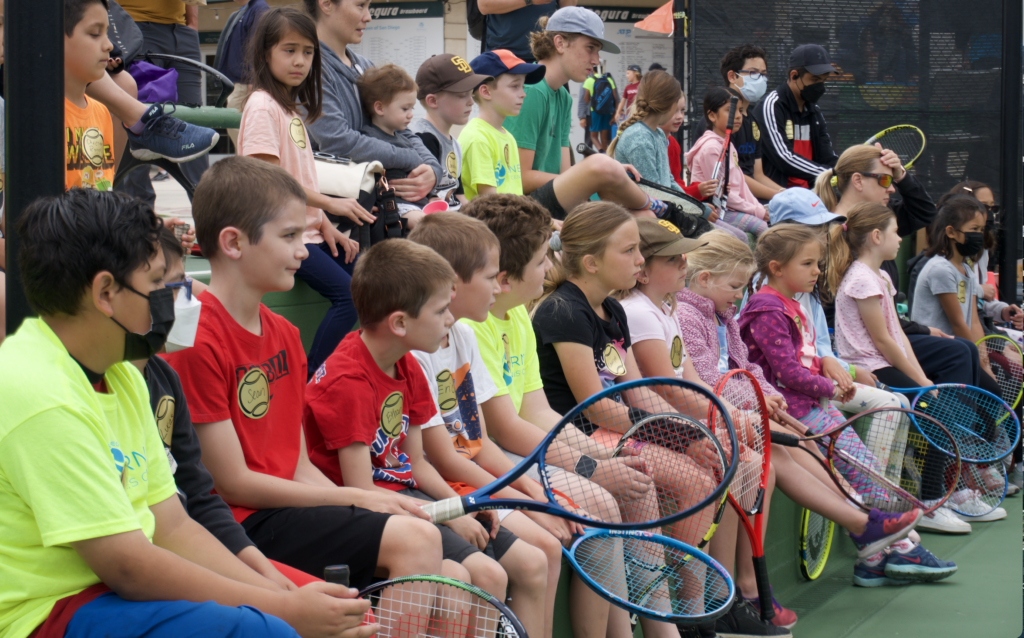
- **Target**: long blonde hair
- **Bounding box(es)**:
[813,145,883,211]
[534,201,633,312]
[607,70,682,157]
[752,224,824,294]
[822,202,895,301]
[685,229,756,289]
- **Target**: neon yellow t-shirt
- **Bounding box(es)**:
[0,319,177,638]
[457,118,523,200]
[465,305,543,413]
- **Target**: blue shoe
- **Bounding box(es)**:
[126,103,219,163]
[853,553,912,587]
[884,543,957,582]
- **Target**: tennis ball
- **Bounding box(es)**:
[602,344,627,376]
[380,391,405,438]
[289,118,307,149]
[155,396,175,446]
[670,336,683,369]
[81,128,106,167]
[237,368,270,419]
[436,370,457,412]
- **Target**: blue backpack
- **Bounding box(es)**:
[591,75,616,115]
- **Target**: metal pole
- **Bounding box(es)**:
[5,0,65,334]
[998,0,1022,304]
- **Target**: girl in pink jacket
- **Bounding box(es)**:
[686,87,768,239]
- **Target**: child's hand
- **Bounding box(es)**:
[162,217,195,252]
[622,164,643,182]
[1001,304,1023,329]
[706,205,720,223]
[525,510,576,545]
[697,180,718,198]
[763,395,786,417]
[852,365,878,385]
[390,164,436,202]
[821,358,854,396]
[476,510,501,539]
[591,456,652,502]
[443,515,491,550]
[360,491,432,519]
[326,198,375,226]
[282,582,377,638]
[928,326,953,339]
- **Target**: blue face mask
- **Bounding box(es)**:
[737,74,767,103]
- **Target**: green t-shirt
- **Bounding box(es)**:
[465,306,543,413]
[504,80,573,178]
[0,319,177,638]
[457,118,523,200]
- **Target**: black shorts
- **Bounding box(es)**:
[241,505,390,590]
[530,179,568,221]
[399,488,519,563]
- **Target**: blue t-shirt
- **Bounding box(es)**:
[217,0,270,83]
[483,3,559,61]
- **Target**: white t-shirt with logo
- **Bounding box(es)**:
[620,291,688,379]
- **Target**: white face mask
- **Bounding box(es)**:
[737,73,767,103]
[164,290,202,353]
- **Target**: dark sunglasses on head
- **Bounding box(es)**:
[859,172,894,188]
[164,276,193,301]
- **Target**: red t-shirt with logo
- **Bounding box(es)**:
[161,291,306,522]
[303,331,437,491]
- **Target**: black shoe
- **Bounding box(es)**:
[678,620,718,637]
[714,596,792,638]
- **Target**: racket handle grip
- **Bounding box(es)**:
[769,431,800,447]
[775,410,809,435]
[752,555,775,621]
[420,497,467,524]
[324,565,350,587]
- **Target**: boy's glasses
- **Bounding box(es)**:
[164,277,193,301]
[859,172,894,188]
[737,70,768,81]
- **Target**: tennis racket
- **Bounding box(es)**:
[874,382,1020,463]
[710,96,739,211]
[567,528,734,625]
[864,125,926,169]
[798,509,834,581]
[354,575,527,638]
[771,407,961,516]
[420,378,739,530]
[711,369,774,621]
[976,334,1023,409]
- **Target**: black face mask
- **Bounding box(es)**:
[955,231,985,259]
[111,285,176,361]
[799,80,826,104]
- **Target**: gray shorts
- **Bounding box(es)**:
[399,488,519,563]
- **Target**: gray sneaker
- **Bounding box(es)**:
[714,596,792,638]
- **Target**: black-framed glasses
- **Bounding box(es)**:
[859,172,894,188]
[736,70,768,81]
[164,276,193,301]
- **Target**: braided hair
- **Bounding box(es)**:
[607,70,682,157]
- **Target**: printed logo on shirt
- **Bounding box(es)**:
[436,369,458,412]
[289,118,307,149]
[784,120,794,140]
[155,395,175,446]
[109,440,150,490]
[670,335,683,369]
[495,161,507,187]
[751,121,760,141]
[502,333,513,386]
[66,126,113,191]
[237,367,271,419]
[380,391,405,438]
[446,151,458,177]
[600,341,627,378]
[314,363,327,384]
[438,365,484,459]
[503,144,510,168]
[957,280,966,303]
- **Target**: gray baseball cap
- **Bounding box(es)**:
[546,7,621,54]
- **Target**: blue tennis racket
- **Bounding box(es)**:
[875,382,1019,463]
[420,378,739,530]
[566,528,734,625]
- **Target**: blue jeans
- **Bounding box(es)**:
[66,592,297,638]
[298,241,357,378]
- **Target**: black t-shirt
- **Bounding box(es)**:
[531,281,632,430]
[145,356,255,555]
[690,110,762,178]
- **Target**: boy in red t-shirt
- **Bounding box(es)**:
[304,239,544,614]
[162,157,443,592]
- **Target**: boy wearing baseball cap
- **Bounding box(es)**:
[410,54,492,211]
[457,50,546,200]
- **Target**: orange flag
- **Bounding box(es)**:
[634,1,674,35]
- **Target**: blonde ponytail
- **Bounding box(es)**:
[814,168,839,211]
[607,70,681,157]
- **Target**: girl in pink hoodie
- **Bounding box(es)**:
[686,87,768,239]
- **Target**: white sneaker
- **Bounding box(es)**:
[949,490,1007,521]
[917,505,972,534]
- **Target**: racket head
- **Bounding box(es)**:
[865,124,925,168]
[567,528,735,624]
[357,575,527,638]
[712,369,772,515]
[909,384,1020,462]
[798,508,834,581]
[946,460,1007,518]
[541,377,738,530]
[976,334,1023,409]
[819,407,961,515]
